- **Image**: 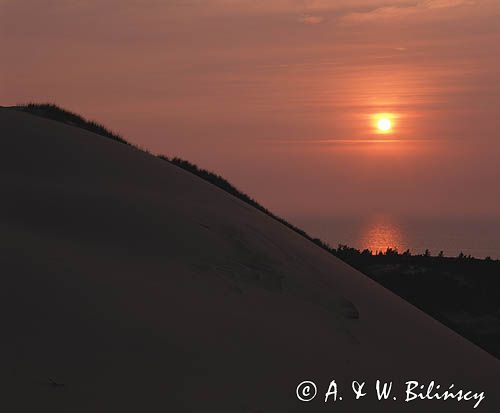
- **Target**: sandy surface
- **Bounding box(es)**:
[1,108,499,412]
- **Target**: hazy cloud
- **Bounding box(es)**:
[340,0,476,23]
[299,13,325,24]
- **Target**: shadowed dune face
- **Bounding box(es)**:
[0,108,499,412]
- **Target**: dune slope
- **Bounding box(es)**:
[1,108,499,412]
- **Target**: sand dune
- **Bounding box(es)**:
[1,108,499,412]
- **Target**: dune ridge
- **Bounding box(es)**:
[1,107,499,412]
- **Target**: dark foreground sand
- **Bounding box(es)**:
[1,108,499,412]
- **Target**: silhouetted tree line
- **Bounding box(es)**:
[10,103,500,359]
[336,244,500,359]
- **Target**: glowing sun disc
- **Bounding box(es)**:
[377,118,392,132]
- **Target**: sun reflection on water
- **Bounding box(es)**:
[359,216,406,254]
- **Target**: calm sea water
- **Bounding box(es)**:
[293,215,500,259]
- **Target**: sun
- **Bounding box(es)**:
[372,113,395,135]
[377,118,392,132]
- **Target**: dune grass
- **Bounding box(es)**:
[8,103,332,254]
[11,103,129,145]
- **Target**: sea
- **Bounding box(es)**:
[293,215,500,259]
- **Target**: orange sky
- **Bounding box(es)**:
[1,0,499,221]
